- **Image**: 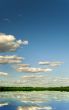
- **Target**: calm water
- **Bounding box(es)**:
[0,91,69,110]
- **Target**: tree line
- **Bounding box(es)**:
[0,86,69,92]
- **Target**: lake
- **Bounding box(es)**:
[0,91,69,110]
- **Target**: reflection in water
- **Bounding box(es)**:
[0,91,69,110]
[0,91,69,102]
[0,102,8,107]
[17,106,52,110]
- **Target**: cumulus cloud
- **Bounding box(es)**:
[0,33,28,52]
[39,61,64,67]
[16,67,52,73]
[0,72,8,76]
[0,55,23,64]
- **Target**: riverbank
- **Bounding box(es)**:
[0,86,69,92]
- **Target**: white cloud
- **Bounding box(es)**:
[16,67,52,73]
[39,61,64,67]
[0,55,23,64]
[22,40,29,45]
[39,61,50,65]
[0,33,28,52]
[0,72,8,76]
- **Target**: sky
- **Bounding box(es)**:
[0,0,69,86]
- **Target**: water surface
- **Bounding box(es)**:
[0,91,69,110]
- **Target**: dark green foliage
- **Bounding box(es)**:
[0,86,69,92]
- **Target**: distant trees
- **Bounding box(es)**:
[0,86,69,92]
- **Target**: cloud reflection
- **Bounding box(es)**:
[17,106,52,110]
[0,102,8,107]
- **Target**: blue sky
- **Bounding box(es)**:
[0,0,69,86]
